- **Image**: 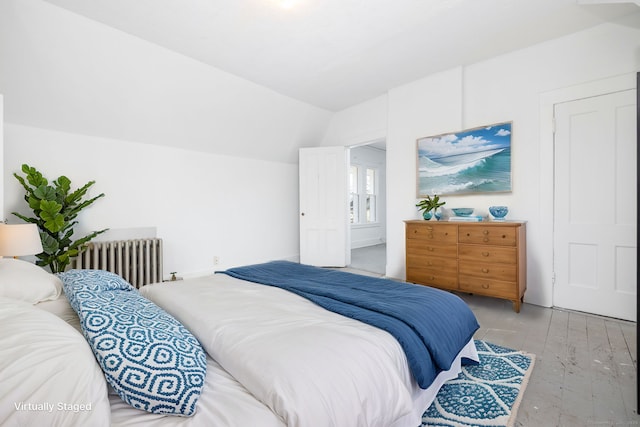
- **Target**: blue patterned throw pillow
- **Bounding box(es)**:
[59,269,207,416]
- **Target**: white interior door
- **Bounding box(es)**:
[299,147,350,267]
[553,89,637,321]
[0,94,3,220]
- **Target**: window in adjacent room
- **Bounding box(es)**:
[349,165,359,224]
[350,165,378,224]
[365,168,377,223]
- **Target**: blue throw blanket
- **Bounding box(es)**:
[219,261,479,388]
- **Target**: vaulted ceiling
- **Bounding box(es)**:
[39,0,640,111]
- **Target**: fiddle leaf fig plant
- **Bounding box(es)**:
[12,164,108,273]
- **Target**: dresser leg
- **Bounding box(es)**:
[512,299,521,313]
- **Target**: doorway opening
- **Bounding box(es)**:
[348,139,386,275]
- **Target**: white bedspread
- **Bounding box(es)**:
[36,294,287,427]
[0,298,111,427]
[108,355,286,427]
[140,274,478,427]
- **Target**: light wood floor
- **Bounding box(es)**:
[344,249,639,426]
[350,243,386,275]
[457,293,638,427]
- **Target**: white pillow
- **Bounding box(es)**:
[0,298,111,426]
[0,258,62,303]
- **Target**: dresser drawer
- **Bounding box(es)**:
[406,223,457,243]
[406,254,457,272]
[407,268,458,290]
[458,225,516,246]
[406,239,458,258]
[459,275,517,299]
[458,244,517,264]
[458,260,516,282]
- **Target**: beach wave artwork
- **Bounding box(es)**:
[417,122,512,195]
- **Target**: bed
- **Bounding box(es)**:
[0,258,479,427]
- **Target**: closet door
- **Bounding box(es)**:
[0,94,3,220]
[553,89,637,321]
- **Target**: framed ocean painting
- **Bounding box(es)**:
[416,121,512,196]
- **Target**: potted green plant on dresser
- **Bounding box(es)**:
[416,194,446,220]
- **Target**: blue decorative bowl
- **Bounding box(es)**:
[489,206,508,219]
[452,208,474,216]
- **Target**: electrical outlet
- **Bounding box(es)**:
[213,256,220,265]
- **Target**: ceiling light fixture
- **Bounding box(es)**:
[275,0,300,10]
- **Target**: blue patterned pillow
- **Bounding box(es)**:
[59,269,207,416]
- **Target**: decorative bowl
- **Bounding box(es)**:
[451,208,474,216]
[489,206,508,219]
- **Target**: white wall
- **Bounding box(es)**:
[322,22,640,307]
[0,0,332,164]
[0,0,338,277]
[4,124,300,277]
[322,95,388,146]
[350,145,386,249]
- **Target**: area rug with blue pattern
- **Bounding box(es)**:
[421,340,535,427]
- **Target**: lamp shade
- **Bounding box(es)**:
[0,224,44,257]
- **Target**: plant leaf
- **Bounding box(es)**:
[39,200,64,232]
[40,233,59,255]
[33,185,57,201]
[55,175,71,195]
[23,164,48,188]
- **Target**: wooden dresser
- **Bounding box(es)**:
[405,220,526,312]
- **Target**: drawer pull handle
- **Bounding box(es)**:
[481,284,490,289]
[483,237,489,242]
[426,226,433,231]
[482,268,489,273]
[427,261,432,266]
[466,233,471,237]
[427,234,434,239]
[429,276,435,280]
[502,234,507,239]
[427,247,434,252]
[483,230,489,235]
[482,252,490,257]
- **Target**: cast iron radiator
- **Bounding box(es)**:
[72,238,163,288]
